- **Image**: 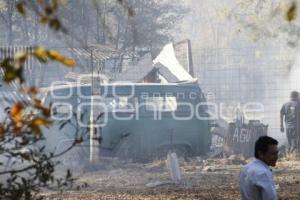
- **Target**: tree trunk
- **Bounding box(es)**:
[113,20,121,72]
[101,0,107,44]
[20,17,30,45]
[96,2,101,43]
[34,15,39,44]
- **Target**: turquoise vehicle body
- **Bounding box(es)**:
[43,82,211,160]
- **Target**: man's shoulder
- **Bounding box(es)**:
[282,101,293,107]
[281,101,300,110]
[241,160,272,185]
[281,102,289,111]
[284,100,300,106]
[242,160,270,174]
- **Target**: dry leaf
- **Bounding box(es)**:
[286,2,297,22]
[33,99,51,117]
[11,102,24,122]
[29,118,52,135]
[0,123,4,140]
[34,47,48,62]
[40,15,48,24]
[20,86,38,97]
[61,58,76,67]
[49,18,61,31]
[27,86,38,96]
[51,0,58,10]
[15,52,28,64]
[16,2,26,16]
[29,124,41,135]
[12,121,23,136]
[48,50,65,62]
[37,0,45,6]
[31,118,52,126]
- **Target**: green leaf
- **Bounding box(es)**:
[51,0,58,10]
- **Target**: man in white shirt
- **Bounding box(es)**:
[240,136,279,200]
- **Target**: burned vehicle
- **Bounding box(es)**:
[42,81,211,162]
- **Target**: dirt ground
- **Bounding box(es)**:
[42,157,300,200]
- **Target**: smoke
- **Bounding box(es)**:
[174,0,300,144]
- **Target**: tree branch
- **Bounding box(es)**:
[0,163,35,175]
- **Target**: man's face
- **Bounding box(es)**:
[259,145,279,167]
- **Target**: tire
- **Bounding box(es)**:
[114,137,134,160]
[55,140,88,171]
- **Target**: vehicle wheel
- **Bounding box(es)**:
[114,137,133,160]
[55,140,88,171]
[62,147,88,167]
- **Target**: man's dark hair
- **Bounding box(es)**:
[254,136,278,158]
[290,91,299,100]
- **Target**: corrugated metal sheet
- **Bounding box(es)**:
[153,43,193,82]
[70,44,125,61]
[173,39,194,77]
[115,53,153,82]
[115,40,196,83]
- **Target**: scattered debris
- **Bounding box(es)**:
[166,152,182,183]
[226,155,247,165]
[145,180,173,188]
[202,166,214,172]
[41,158,300,199]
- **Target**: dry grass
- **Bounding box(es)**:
[42,158,300,200]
